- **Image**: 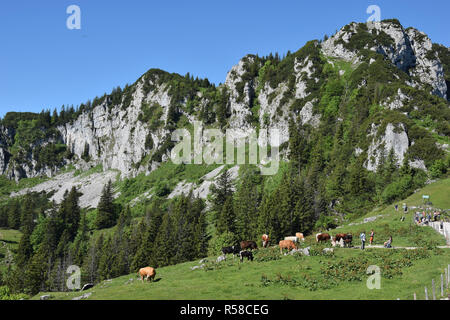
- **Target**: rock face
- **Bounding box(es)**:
[366,123,409,171]
[224,55,258,130]
[59,81,172,178]
[322,21,448,100]
[11,170,118,209]
[1,20,448,191]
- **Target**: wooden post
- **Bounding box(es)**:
[447,264,450,288]
[441,274,444,297]
[432,279,436,300]
[446,267,449,290]
[425,287,428,300]
[413,293,417,300]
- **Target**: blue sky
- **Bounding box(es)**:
[1,0,449,117]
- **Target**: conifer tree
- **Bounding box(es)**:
[95,180,116,229]
[234,167,261,240]
[217,197,236,235]
[153,213,175,267]
[173,196,196,263]
[98,236,113,281]
[7,200,21,229]
[210,169,233,229]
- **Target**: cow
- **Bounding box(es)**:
[284,236,298,243]
[316,233,331,242]
[295,233,305,242]
[262,234,270,248]
[334,233,346,242]
[343,234,353,247]
[240,240,258,251]
[139,267,156,282]
[222,245,240,256]
[239,250,254,262]
[279,240,297,254]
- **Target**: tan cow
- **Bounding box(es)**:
[139,267,156,282]
[295,233,305,241]
[279,240,297,254]
[262,234,269,248]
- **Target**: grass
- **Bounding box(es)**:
[0,229,22,273]
[333,178,450,247]
[0,175,49,198]
[31,177,450,300]
[32,246,450,300]
[74,164,104,178]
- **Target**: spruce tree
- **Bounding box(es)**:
[98,236,113,281]
[95,180,116,229]
[7,200,21,230]
[153,213,175,267]
[173,196,196,263]
[217,197,236,235]
[210,169,233,229]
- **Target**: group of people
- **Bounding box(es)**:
[414,209,442,225]
[359,230,393,249]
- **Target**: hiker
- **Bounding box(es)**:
[369,229,374,245]
[360,231,366,250]
[384,236,393,248]
[395,204,398,211]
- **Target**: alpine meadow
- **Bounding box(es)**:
[0,16,450,302]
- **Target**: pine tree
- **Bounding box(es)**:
[234,167,261,240]
[117,205,132,230]
[153,213,175,267]
[192,198,208,258]
[59,186,82,241]
[173,196,197,263]
[210,169,233,229]
[95,180,117,229]
[7,200,21,229]
[24,248,49,295]
[98,236,113,281]
[71,212,89,266]
[16,230,33,269]
[217,197,236,235]
[84,234,104,284]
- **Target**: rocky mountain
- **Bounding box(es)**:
[1,19,449,196]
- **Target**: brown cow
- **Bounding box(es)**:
[316,233,331,242]
[139,267,156,282]
[241,240,258,250]
[279,240,297,254]
[262,234,269,248]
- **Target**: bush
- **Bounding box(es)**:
[254,247,282,262]
[381,175,413,204]
[430,159,448,178]
[0,286,28,301]
[208,231,239,256]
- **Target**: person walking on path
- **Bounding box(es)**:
[369,229,374,245]
[360,231,366,250]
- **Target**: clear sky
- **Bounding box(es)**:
[1,0,449,117]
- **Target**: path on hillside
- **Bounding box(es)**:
[350,244,450,250]
[428,221,450,246]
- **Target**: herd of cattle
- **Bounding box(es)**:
[221,232,354,262]
[137,232,354,282]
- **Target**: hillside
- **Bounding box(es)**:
[0,19,449,299]
[31,177,450,300]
